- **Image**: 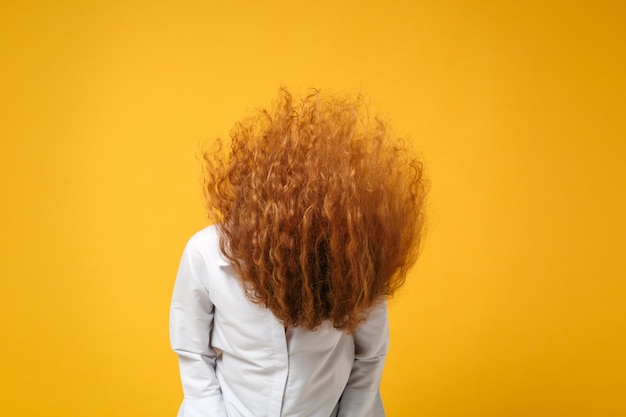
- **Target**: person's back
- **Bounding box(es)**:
[170,89,427,417]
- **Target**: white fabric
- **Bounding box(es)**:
[170,225,389,417]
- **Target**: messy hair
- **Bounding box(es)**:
[202,89,427,334]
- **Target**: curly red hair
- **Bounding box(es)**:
[202,89,427,334]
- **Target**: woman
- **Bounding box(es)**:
[170,89,427,417]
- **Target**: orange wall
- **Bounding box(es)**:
[1,1,624,416]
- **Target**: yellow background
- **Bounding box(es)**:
[1,1,624,416]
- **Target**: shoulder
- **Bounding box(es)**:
[187,224,220,247]
[183,225,229,266]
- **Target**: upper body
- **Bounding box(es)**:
[170,225,389,417]
[171,89,426,417]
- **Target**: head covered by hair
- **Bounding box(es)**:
[203,89,427,334]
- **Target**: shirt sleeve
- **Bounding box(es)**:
[337,301,389,417]
[169,240,226,417]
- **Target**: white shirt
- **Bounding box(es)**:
[170,226,389,417]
